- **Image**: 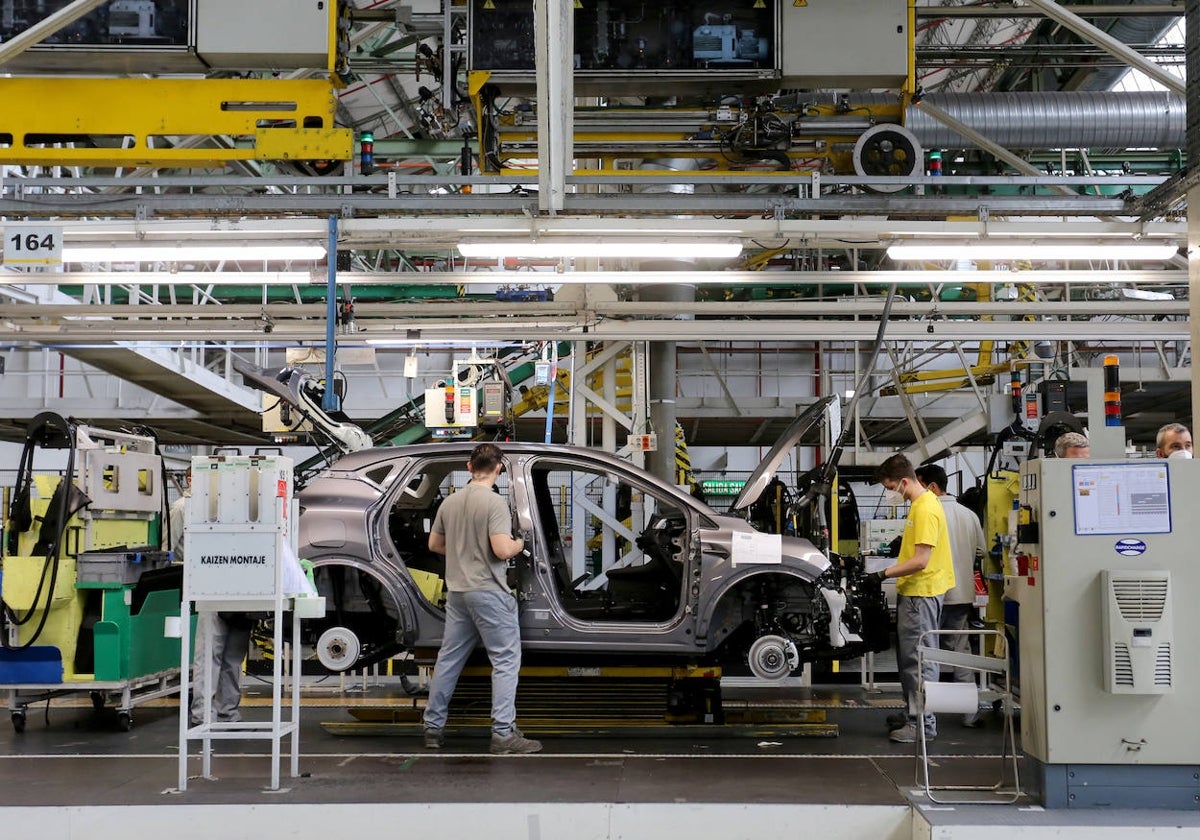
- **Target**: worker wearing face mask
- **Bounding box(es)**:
[1155,423,1193,460]
[872,453,955,744]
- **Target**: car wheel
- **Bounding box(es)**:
[747,634,799,681]
[316,626,362,671]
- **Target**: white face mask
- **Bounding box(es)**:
[1168,449,1193,460]
[883,481,906,506]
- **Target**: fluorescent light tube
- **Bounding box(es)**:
[62,244,327,263]
[0,271,321,286]
[887,242,1178,262]
[457,241,743,260]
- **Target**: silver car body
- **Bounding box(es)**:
[296,436,888,673]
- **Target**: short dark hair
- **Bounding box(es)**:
[876,453,916,484]
[469,442,504,473]
[915,464,948,492]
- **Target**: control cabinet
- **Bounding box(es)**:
[1015,458,1199,768]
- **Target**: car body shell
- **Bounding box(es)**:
[297,439,888,672]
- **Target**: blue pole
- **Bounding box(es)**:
[543,377,556,444]
[542,344,557,444]
[323,215,339,412]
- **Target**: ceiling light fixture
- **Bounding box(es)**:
[886,241,1179,262]
[62,244,327,264]
[457,240,743,260]
[0,271,322,286]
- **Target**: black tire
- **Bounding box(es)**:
[116,711,132,732]
[12,711,26,733]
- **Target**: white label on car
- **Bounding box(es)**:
[731,530,782,566]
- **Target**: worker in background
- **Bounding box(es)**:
[422,442,541,755]
[914,464,987,728]
[1053,432,1090,458]
[168,466,190,563]
[1155,423,1193,459]
[872,453,955,744]
[172,466,252,728]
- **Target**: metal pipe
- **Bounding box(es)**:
[855,92,1184,150]
[792,118,875,136]
[913,99,1078,197]
[323,215,339,412]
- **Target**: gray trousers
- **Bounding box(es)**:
[940,602,977,684]
[896,593,944,728]
[423,590,522,736]
[191,611,251,723]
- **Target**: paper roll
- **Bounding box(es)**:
[163,615,182,638]
[922,681,979,714]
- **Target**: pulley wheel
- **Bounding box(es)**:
[852,124,923,193]
[747,634,799,681]
[316,626,362,672]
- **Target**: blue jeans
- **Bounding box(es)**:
[896,593,943,729]
[423,590,522,736]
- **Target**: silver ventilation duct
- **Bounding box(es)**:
[858,91,1183,150]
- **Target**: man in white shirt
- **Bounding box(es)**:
[915,464,987,728]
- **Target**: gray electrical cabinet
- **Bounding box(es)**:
[1,0,332,73]
[1015,458,1200,808]
[196,0,332,70]
[779,0,908,89]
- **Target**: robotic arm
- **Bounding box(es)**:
[232,357,373,454]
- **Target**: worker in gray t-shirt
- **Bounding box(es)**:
[422,442,542,755]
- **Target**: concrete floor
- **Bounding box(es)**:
[1,679,1198,840]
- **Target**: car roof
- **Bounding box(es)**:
[327,441,704,509]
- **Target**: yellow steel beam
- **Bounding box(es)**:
[1,77,352,166]
[469,70,493,173]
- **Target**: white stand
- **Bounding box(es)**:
[178,595,304,792]
[175,454,318,792]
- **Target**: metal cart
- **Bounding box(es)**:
[6,667,182,732]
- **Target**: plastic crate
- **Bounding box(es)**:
[75,549,173,587]
[0,646,64,684]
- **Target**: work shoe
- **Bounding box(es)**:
[424,728,444,749]
[889,722,936,744]
[886,712,908,729]
[490,728,542,755]
[962,712,984,728]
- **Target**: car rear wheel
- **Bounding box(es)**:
[304,561,410,672]
[316,626,362,671]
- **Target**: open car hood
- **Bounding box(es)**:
[731,395,836,512]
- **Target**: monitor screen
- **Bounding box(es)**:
[1072,462,1172,536]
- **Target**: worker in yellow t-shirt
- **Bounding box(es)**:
[872,453,955,744]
